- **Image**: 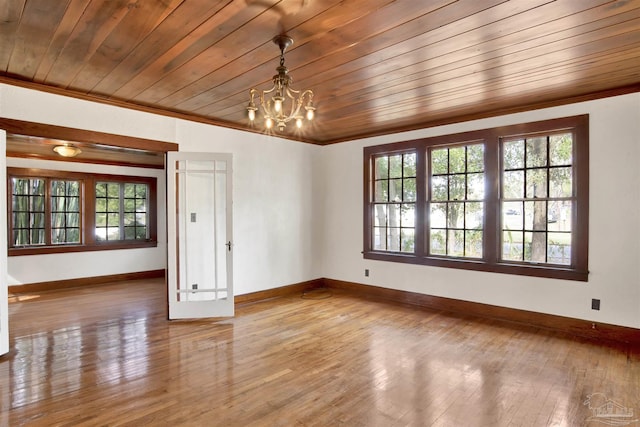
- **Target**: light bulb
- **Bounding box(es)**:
[273,96,283,113]
[265,117,273,129]
[296,118,303,128]
[306,108,314,121]
[248,109,256,121]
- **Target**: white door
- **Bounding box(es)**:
[0,130,8,356]
[167,152,233,319]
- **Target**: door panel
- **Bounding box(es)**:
[167,152,233,319]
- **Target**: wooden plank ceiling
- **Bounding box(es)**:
[1,0,640,146]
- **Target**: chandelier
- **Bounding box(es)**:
[246,35,316,132]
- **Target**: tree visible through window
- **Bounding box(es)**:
[11,177,80,246]
[8,168,157,255]
[95,182,149,242]
[501,133,573,265]
[363,115,588,281]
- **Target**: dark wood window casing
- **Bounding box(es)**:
[363,115,589,281]
[8,168,157,256]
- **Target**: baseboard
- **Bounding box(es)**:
[9,269,165,294]
[323,278,640,347]
[235,278,324,305]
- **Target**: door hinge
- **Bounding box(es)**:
[226,241,232,251]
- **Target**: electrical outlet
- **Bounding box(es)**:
[364,269,369,277]
[591,298,600,310]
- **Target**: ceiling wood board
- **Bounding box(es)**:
[1,0,640,145]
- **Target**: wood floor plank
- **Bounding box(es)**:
[1,279,638,426]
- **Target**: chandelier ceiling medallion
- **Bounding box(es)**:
[246,34,315,132]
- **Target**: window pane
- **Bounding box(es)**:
[389,155,402,178]
[431,176,448,201]
[447,230,464,256]
[373,227,386,250]
[503,201,523,230]
[124,199,136,212]
[465,230,483,258]
[465,202,483,229]
[449,175,465,200]
[107,198,120,211]
[32,196,45,211]
[548,232,571,265]
[135,213,146,226]
[401,229,414,253]
[374,181,388,203]
[430,230,446,255]
[467,173,484,199]
[503,140,524,169]
[66,228,80,243]
[430,203,446,228]
[524,231,546,263]
[467,144,484,173]
[124,183,135,198]
[502,231,523,261]
[32,213,45,228]
[124,213,135,226]
[403,153,416,177]
[389,179,402,202]
[388,228,401,251]
[526,169,547,198]
[526,137,547,167]
[96,213,107,226]
[549,133,572,166]
[403,178,416,202]
[548,201,572,232]
[135,185,147,198]
[96,198,107,212]
[373,204,387,227]
[401,204,415,228]
[135,227,147,240]
[96,183,107,197]
[503,170,524,199]
[13,195,28,211]
[549,167,572,197]
[124,227,136,240]
[107,227,120,240]
[375,157,388,180]
[388,204,401,228]
[447,202,464,229]
[31,229,45,245]
[431,149,448,174]
[107,183,120,197]
[107,213,119,226]
[449,147,465,173]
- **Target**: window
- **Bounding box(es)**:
[11,177,81,246]
[372,153,416,252]
[8,169,157,255]
[363,115,588,281]
[95,182,149,242]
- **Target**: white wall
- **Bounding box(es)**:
[320,93,640,329]
[0,84,322,296]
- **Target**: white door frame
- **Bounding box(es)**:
[0,130,9,356]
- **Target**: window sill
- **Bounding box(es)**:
[8,240,158,256]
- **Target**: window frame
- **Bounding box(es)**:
[7,168,157,256]
[363,115,589,281]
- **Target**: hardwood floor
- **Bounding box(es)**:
[2,279,638,426]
